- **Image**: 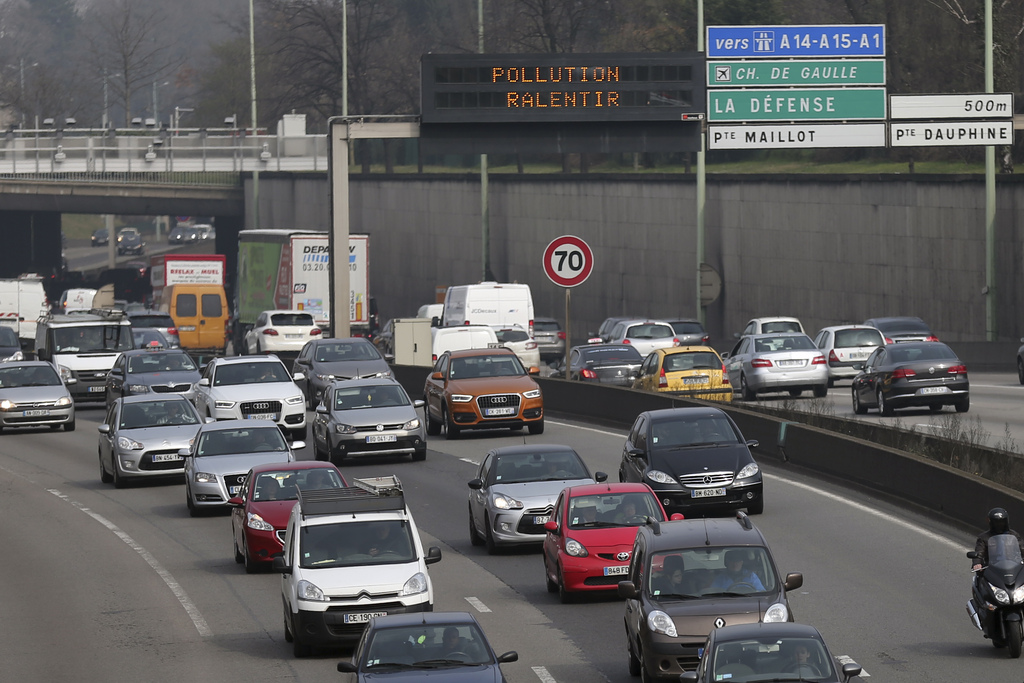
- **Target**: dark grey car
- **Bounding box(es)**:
[554,344,643,385]
[851,341,968,415]
[533,317,565,360]
[292,337,391,408]
[667,319,709,346]
[863,316,938,344]
[105,348,201,406]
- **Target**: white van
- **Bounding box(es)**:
[416,303,444,323]
[34,309,134,402]
[431,324,499,362]
[0,276,49,347]
[273,476,442,657]
[441,283,534,335]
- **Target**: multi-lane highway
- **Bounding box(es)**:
[0,387,1015,683]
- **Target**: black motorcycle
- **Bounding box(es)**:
[967,533,1024,658]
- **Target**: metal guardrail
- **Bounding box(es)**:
[0,128,329,184]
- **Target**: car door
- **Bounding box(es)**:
[855,347,886,405]
[725,337,750,385]
[424,353,449,420]
[543,491,566,573]
[567,347,582,380]
[623,533,647,647]
[469,452,495,534]
[620,415,648,482]
[634,352,658,390]
[293,341,314,399]
[98,402,118,469]
[248,312,267,354]
[313,385,333,449]
[231,471,254,548]
[105,353,127,405]
[194,361,216,416]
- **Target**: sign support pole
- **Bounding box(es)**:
[564,287,571,379]
[696,0,706,325]
[985,0,996,341]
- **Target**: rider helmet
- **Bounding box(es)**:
[988,507,1009,534]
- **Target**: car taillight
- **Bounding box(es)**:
[658,367,667,388]
[829,350,840,363]
[167,327,177,335]
[948,364,967,374]
[557,331,566,340]
[580,368,597,379]
[702,335,710,344]
[884,337,894,344]
[262,328,279,336]
[672,337,680,347]
[310,328,322,336]
[751,358,772,368]
[721,364,730,385]
[529,320,534,337]
[622,339,631,344]
[432,354,438,361]
[892,368,916,379]
[925,335,940,342]
[525,341,537,349]
[811,355,826,365]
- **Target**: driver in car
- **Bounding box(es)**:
[710,549,765,591]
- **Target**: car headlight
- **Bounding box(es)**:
[451,394,473,403]
[375,370,393,378]
[127,384,150,393]
[55,396,72,407]
[763,603,789,623]
[116,436,145,451]
[0,399,16,410]
[492,493,524,510]
[400,572,428,596]
[993,584,1011,605]
[214,400,235,409]
[246,512,274,531]
[58,365,74,383]
[335,423,357,435]
[736,463,760,479]
[315,373,336,381]
[647,610,677,637]
[523,388,541,399]
[285,395,304,405]
[402,417,421,430]
[1,350,23,362]
[297,579,327,601]
[646,469,677,485]
[564,538,588,557]
[194,471,217,483]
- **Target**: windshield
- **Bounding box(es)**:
[299,519,415,568]
[213,361,291,386]
[118,400,200,429]
[649,414,740,448]
[710,636,833,682]
[663,351,721,372]
[753,336,815,353]
[333,384,409,410]
[649,547,777,599]
[251,468,344,501]
[567,492,663,529]
[53,324,132,353]
[989,534,1024,568]
[491,449,588,484]
[128,352,196,374]
[0,364,61,388]
[450,355,525,379]
[0,326,19,346]
[363,622,494,669]
[196,426,287,455]
[314,341,382,362]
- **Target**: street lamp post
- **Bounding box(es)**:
[249,0,260,230]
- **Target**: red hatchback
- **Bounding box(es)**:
[542,482,678,602]
[229,461,347,573]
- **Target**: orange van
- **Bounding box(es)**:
[159,284,228,353]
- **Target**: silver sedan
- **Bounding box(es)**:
[0,361,75,432]
[467,444,606,554]
[98,395,204,488]
[723,333,828,400]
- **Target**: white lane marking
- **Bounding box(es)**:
[464,596,491,612]
[460,457,479,465]
[47,488,213,637]
[548,418,622,438]
[836,654,869,676]
[913,423,947,433]
[532,666,557,682]
[762,473,965,552]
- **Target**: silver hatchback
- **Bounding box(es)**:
[724,333,828,400]
[0,361,75,432]
[812,325,885,386]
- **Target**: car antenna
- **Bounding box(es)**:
[704,518,711,546]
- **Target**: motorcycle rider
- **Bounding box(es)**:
[972,508,1024,571]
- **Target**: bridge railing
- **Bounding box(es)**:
[0,128,329,183]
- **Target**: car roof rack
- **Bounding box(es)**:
[297,475,405,518]
[735,510,753,530]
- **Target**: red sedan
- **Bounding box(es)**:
[542,482,678,602]
[229,461,347,573]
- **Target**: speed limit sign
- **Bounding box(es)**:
[543,235,594,288]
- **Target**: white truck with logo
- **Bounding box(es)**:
[441,282,535,335]
[34,309,134,402]
[0,275,50,348]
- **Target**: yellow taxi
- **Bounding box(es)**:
[632,346,733,402]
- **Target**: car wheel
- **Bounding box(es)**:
[444,406,460,440]
[1019,358,1024,385]
[283,608,294,643]
[956,396,970,413]
[528,418,545,435]
[112,458,127,489]
[852,387,867,415]
[812,384,827,398]
[99,452,113,484]
[557,568,574,604]
[293,634,312,658]
[747,496,764,515]
[233,534,244,564]
[877,388,894,416]
[469,505,484,546]
[313,436,327,462]
[243,538,258,574]
[639,643,655,683]
[412,446,426,462]
[484,514,498,555]
[545,557,558,593]
[255,341,262,355]
[740,374,756,401]
[788,389,802,397]
[425,402,442,436]
[827,377,835,388]
[64,417,75,432]
[186,485,201,517]
[627,634,641,676]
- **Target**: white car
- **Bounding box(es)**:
[492,325,542,370]
[736,316,805,338]
[243,310,322,355]
[812,325,885,386]
[192,355,307,441]
[605,319,679,358]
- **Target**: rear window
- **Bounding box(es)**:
[761,321,801,333]
[875,318,931,334]
[129,314,174,328]
[583,347,643,363]
[753,336,815,352]
[663,351,721,372]
[888,344,957,363]
[271,313,315,326]
[833,328,884,349]
[670,321,705,335]
[495,329,530,343]
[626,324,674,340]
[534,320,561,332]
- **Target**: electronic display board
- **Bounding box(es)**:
[421,53,706,124]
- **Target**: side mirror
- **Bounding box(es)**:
[544,520,558,533]
[594,471,608,483]
[528,366,540,375]
[228,496,244,507]
[853,362,865,371]
[204,417,216,423]
[413,399,425,408]
[425,546,442,565]
[468,479,483,490]
[431,316,441,328]
[97,424,110,434]
[967,550,979,560]
[178,447,191,458]
[337,662,358,673]
[746,439,759,449]
[431,371,443,380]
[669,513,685,521]
[291,440,305,451]
[841,662,862,682]
[292,372,305,381]
[680,673,699,682]
[617,580,638,599]
[784,572,803,591]
[198,377,210,386]
[315,403,328,414]
[627,447,644,458]
[272,555,290,574]
[497,651,518,664]
[721,352,731,360]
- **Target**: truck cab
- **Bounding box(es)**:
[34,310,134,402]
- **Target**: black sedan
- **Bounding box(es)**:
[553,343,643,386]
[619,406,763,516]
[337,611,518,681]
[851,341,969,415]
[681,622,861,683]
[91,227,109,247]
[116,227,145,255]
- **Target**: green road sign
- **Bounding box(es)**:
[707,60,885,87]
[708,87,886,122]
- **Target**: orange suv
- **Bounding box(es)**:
[423,347,544,439]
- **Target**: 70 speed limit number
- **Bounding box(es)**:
[543,235,594,288]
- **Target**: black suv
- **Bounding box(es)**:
[618,513,803,681]
[619,407,763,516]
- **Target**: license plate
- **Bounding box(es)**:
[849,351,869,360]
[343,611,388,624]
[683,376,709,385]
[486,407,516,416]
[777,360,804,368]
[152,453,183,463]
[229,485,241,495]
[533,515,550,525]
[918,386,950,395]
[285,334,303,339]
[88,386,105,393]
[691,488,726,498]
[366,434,397,443]
[247,413,278,421]
[22,409,49,417]
[604,565,629,576]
